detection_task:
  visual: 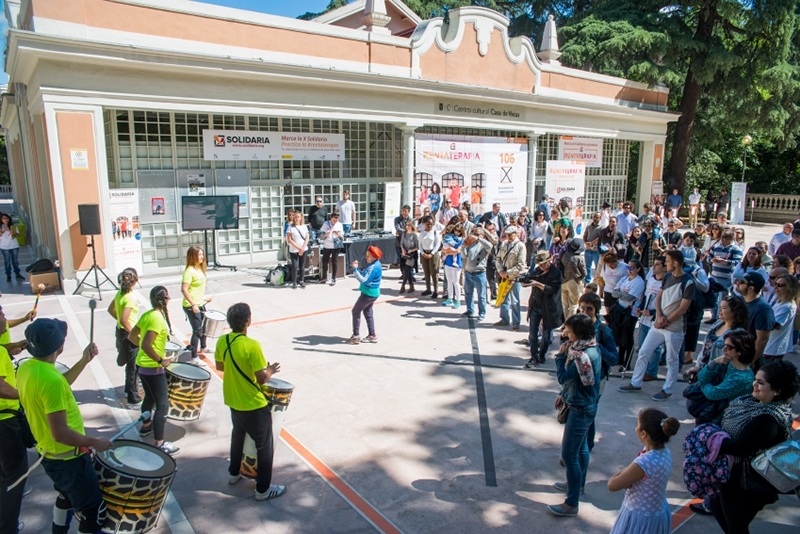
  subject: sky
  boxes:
[0,0,334,84]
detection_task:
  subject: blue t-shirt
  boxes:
[747,297,775,337]
[443,234,463,268]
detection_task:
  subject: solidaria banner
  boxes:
[414,134,528,218]
[202,130,345,161]
[558,136,603,168]
[545,160,587,228]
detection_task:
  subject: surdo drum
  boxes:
[163,341,182,359]
[201,310,226,339]
[14,357,70,375]
[94,440,176,534]
[165,363,211,421]
[241,378,295,479]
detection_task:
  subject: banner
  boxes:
[414,134,528,220]
[384,182,402,232]
[558,136,603,168]
[108,190,142,274]
[730,182,747,224]
[545,160,587,231]
[203,130,345,161]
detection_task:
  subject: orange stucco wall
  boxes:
[32,0,411,69]
[541,72,667,108]
[55,111,106,270]
[419,24,535,92]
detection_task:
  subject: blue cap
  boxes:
[25,318,68,357]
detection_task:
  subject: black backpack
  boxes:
[25,259,55,273]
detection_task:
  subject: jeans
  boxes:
[139,372,169,441]
[584,250,600,283]
[309,228,320,242]
[630,327,685,393]
[401,253,418,286]
[637,324,664,376]
[343,224,352,236]
[289,252,305,285]
[42,455,105,534]
[116,327,139,400]
[464,271,487,317]
[229,406,274,493]
[352,293,377,337]
[528,308,552,362]
[0,248,20,277]
[183,305,207,359]
[499,280,521,327]
[0,416,28,534]
[321,248,340,280]
[561,403,597,507]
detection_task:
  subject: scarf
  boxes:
[720,395,792,442]
[566,338,598,387]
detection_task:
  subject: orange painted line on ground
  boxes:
[671,498,703,532]
[248,296,409,327]
[196,352,402,534]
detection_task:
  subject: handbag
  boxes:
[557,402,570,424]
[0,409,36,448]
[682,363,729,423]
[748,439,800,494]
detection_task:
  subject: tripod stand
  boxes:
[73,235,117,299]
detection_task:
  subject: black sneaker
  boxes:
[5,275,10,282]
[421,290,432,296]
[690,502,712,515]
[139,423,154,437]
[15,274,24,281]
[431,292,438,299]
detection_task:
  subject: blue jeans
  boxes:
[464,271,487,318]
[0,248,20,277]
[562,403,597,507]
[499,280,521,327]
[528,308,553,361]
[584,250,600,283]
[343,224,352,236]
[637,324,664,376]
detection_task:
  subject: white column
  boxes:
[527,133,540,209]
[636,139,665,213]
[400,126,416,208]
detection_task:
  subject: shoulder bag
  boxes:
[746,437,800,497]
[682,363,729,423]
[0,409,36,448]
[224,334,270,405]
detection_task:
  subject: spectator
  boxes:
[688,188,702,227]
[732,247,767,297]
[523,250,563,367]
[663,221,682,249]
[462,226,493,321]
[734,227,746,249]
[599,202,612,227]
[286,212,309,289]
[707,230,742,323]
[625,227,643,262]
[394,204,414,268]
[537,195,552,222]
[616,202,638,238]
[418,216,443,298]
[441,218,464,309]
[666,188,682,211]
[437,197,458,225]
[633,256,667,377]
[549,224,573,264]
[560,238,587,321]
[336,190,356,236]
[609,260,646,369]
[399,221,419,294]
[583,212,603,283]
[678,232,698,268]
[733,272,775,367]
[763,273,798,363]
[481,203,507,237]
[636,203,654,225]
[694,223,707,251]
[494,226,526,331]
[320,213,344,286]
[636,219,666,271]
[597,251,628,310]
[775,228,800,260]
[528,210,551,260]
[755,240,772,270]
[0,214,23,282]
[307,197,328,241]
[600,216,627,260]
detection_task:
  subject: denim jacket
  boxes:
[556,345,602,407]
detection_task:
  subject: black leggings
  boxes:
[183,305,206,358]
[115,327,139,398]
[321,248,340,280]
[139,372,169,442]
[289,252,305,285]
[709,471,776,534]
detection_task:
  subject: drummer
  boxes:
[0,306,35,357]
[181,245,211,365]
[17,319,111,534]
[128,286,179,455]
[0,308,26,534]
[215,303,286,501]
[108,268,140,404]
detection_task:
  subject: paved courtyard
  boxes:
[9,221,800,533]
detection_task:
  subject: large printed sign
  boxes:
[414,135,528,219]
[558,136,603,168]
[108,190,142,274]
[545,160,587,230]
[203,130,344,161]
[730,182,747,224]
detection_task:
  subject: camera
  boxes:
[518,271,535,284]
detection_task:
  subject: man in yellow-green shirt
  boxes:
[215,303,285,501]
[17,318,111,534]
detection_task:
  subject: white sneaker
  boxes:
[255,484,287,501]
[228,473,242,485]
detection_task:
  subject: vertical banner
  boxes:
[384,182,402,232]
[414,135,528,220]
[108,190,142,274]
[545,160,587,231]
[730,182,747,224]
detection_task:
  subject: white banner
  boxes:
[108,190,142,275]
[545,160,587,231]
[558,136,603,168]
[384,182,402,232]
[730,182,747,224]
[202,130,345,161]
[414,135,528,220]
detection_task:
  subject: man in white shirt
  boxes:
[769,223,793,256]
[437,198,459,225]
[688,188,702,227]
[616,202,638,238]
[336,190,356,236]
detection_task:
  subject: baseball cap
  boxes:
[734,272,765,292]
[504,226,517,235]
[25,318,68,358]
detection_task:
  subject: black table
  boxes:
[344,237,397,271]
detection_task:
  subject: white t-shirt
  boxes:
[765,300,797,356]
[419,222,444,252]
[600,262,628,294]
[438,207,458,224]
[321,220,344,250]
[336,200,355,224]
[689,192,701,205]
[287,224,308,254]
[614,275,645,311]
[0,226,19,250]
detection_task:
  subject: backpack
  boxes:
[680,273,705,325]
[683,423,731,499]
[25,259,55,273]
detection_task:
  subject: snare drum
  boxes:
[201,310,226,338]
[241,378,295,479]
[165,363,211,421]
[14,356,70,375]
[164,342,182,359]
[94,440,176,534]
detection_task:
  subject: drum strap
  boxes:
[224,334,270,405]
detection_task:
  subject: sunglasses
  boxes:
[627,266,636,271]
[316,200,323,203]
[722,344,736,351]
[774,282,787,288]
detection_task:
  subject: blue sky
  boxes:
[0,0,334,84]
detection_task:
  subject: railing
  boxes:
[0,185,12,200]
[746,194,800,224]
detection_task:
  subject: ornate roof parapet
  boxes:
[362,0,392,34]
[537,15,561,65]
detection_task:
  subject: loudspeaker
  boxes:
[78,204,102,236]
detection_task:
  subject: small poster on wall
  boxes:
[151,197,165,215]
[108,190,142,274]
[187,174,207,196]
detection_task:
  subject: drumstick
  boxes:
[109,411,152,442]
[88,299,97,346]
[32,284,44,318]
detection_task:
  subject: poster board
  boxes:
[557,137,603,168]
[384,182,402,232]
[545,160,587,230]
[730,182,747,224]
[213,169,250,218]
[137,170,177,224]
[107,189,142,274]
[177,170,212,198]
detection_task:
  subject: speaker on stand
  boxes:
[73,204,117,299]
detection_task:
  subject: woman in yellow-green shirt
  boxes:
[182,246,211,364]
[128,285,179,456]
[108,268,140,404]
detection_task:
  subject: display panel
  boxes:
[181,196,240,231]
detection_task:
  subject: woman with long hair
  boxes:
[625,227,642,262]
[529,210,551,255]
[549,223,573,264]
[688,295,749,374]
[731,247,766,297]
[128,286,179,455]
[108,268,140,404]
[734,227,746,249]
[428,182,442,215]
[400,221,419,294]
[763,274,799,363]
[610,259,646,368]
[0,213,23,282]
[286,211,309,289]
[442,217,464,309]
[181,245,210,364]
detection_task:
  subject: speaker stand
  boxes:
[204,229,236,271]
[73,235,118,299]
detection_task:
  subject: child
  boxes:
[679,232,698,269]
[583,282,598,295]
[608,408,680,534]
